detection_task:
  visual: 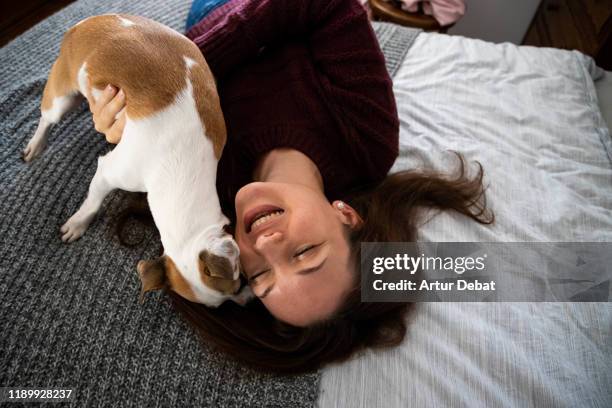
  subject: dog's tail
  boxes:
[114,192,159,251]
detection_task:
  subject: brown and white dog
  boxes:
[22,14,252,307]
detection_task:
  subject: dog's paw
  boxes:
[60,214,90,243]
[22,139,46,163]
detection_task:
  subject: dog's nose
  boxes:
[232,279,242,294]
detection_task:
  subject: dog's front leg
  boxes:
[60,154,115,243]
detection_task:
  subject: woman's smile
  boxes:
[243,204,285,233]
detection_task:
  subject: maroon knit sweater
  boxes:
[186,0,399,213]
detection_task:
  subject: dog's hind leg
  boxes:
[22,57,82,163]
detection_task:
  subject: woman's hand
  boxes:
[87,85,126,144]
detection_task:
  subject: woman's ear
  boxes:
[332,200,364,229]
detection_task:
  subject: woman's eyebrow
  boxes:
[258,258,328,299]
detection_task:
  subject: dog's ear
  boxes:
[198,250,240,294]
[137,257,167,304]
[199,249,233,279]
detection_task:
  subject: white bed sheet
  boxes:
[318,32,612,408]
[596,70,612,131]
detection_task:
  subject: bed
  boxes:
[0,1,610,407]
[318,32,612,407]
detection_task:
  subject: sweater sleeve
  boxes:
[186,0,399,180]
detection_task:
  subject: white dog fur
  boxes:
[22,14,252,307]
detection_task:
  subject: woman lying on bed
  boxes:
[88,0,492,373]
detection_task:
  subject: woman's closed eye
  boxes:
[248,268,270,284]
[294,242,324,260]
[294,245,315,259]
[248,243,323,285]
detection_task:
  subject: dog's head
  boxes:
[137,232,245,307]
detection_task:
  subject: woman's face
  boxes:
[234,182,360,327]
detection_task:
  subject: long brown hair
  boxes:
[116,153,493,374]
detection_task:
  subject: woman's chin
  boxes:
[236,182,280,218]
[236,181,266,205]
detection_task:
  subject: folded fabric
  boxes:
[185,0,231,31]
[386,0,465,26]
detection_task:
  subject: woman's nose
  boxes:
[254,231,283,253]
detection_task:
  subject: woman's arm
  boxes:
[187,0,399,179]
[187,0,378,77]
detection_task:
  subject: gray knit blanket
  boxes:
[0,0,419,405]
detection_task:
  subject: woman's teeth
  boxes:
[251,210,283,230]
